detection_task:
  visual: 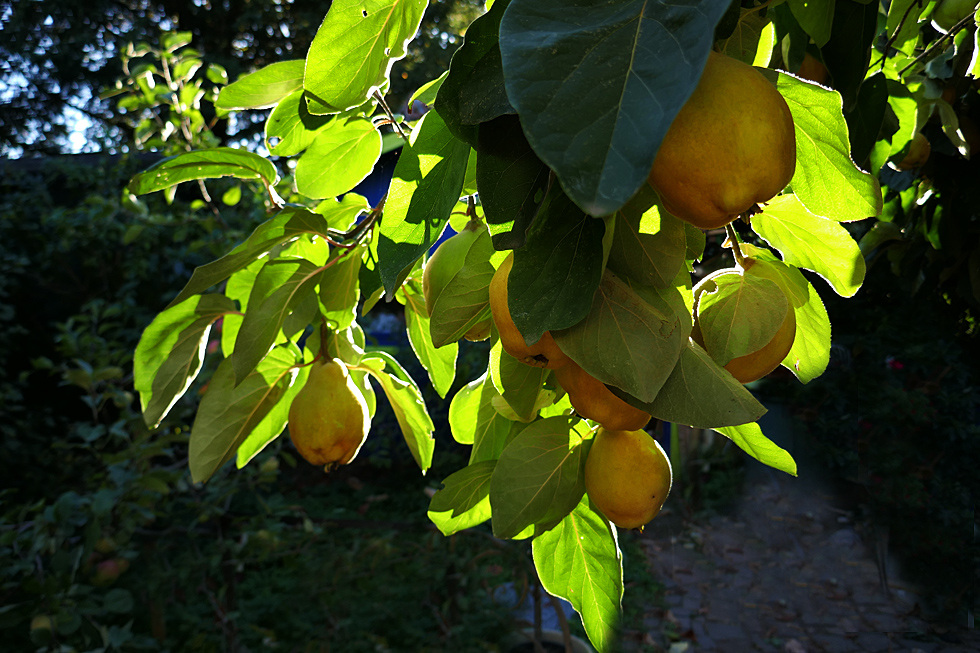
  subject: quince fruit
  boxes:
[585,427,672,530]
[489,252,568,369]
[796,53,828,86]
[648,51,796,230]
[288,358,370,471]
[692,265,796,384]
[554,359,650,431]
[894,132,931,171]
[423,220,492,344]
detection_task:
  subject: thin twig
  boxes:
[725,222,747,267]
[899,12,977,76]
[880,0,925,71]
[373,90,409,142]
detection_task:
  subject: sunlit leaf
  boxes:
[135,294,237,428]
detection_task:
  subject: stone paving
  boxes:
[627,462,977,653]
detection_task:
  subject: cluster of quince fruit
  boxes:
[289,51,800,532]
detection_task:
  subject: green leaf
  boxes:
[361,351,435,472]
[378,109,470,295]
[721,8,774,65]
[475,115,550,250]
[448,374,484,445]
[189,347,301,483]
[427,225,495,348]
[410,72,447,108]
[554,270,687,403]
[499,0,731,216]
[740,244,831,384]
[532,495,623,651]
[714,422,797,476]
[428,459,496,517]
[819,0,877,112]
[317,250,362,330]
[607,184,686,288]
[696,271,789,367]
[236,360,311,468]
[489,346,549,422]
[135,294,237,429]
[489,416,587,539]
[885,0,922,57]
[295,117,382,198]
[128,148,280,196]
[232,259,323,384]
[509,185,605,344]
[845,72,888,167]
[623,341,767,429]
[265,89,332,157]
[774,72,882,221]
[470,370,521,464]
[435,0,514,146]
[167,206,332,310]
[304,0,428,111]
[402,283,457,399]
[752,194,866,298]
[787,0,834,46]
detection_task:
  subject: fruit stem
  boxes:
[725,222,747,268]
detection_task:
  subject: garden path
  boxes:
[631,458,977,653]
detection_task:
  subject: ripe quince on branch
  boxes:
[648,51,796,230]
[288,357,370,471]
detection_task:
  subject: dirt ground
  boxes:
[630,451,978,653]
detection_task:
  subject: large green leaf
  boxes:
[475,114,551,250]
[134,294,237,429]
[499,0,730,216]
[428,459,496,523]
[623,341,767,428]
[294,117,381,199]
[378,109,470,295]
[774,72,882,221]
[167,207,334,309]
[189,346,301,483]
[304,0,428,111]
[607,184,686,288]
[317,249,362,330]
[128,148,279,195]
[489,416,588,539]
[402,283,457,399]
[818,0,877,112]
[435,0,514,146]
[216,60,305,110]
[714,422,797,476]
[265,89,332,157]
[553,270,686,404]
[508,185,605,344]
[361,351,435,472]
[752,194,866,298]
[532,495,623,651]
[232,259,323,384]
[786,0,834,46]
[236,361,311,468]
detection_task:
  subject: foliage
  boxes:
[0,0,484,155]
[9,0,979,651]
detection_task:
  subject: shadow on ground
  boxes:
[632,424,977,653]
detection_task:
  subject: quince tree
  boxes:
[129,0,980,649]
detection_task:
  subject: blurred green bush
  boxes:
[0,157,524,651]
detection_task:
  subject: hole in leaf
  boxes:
[362,9,368,17]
